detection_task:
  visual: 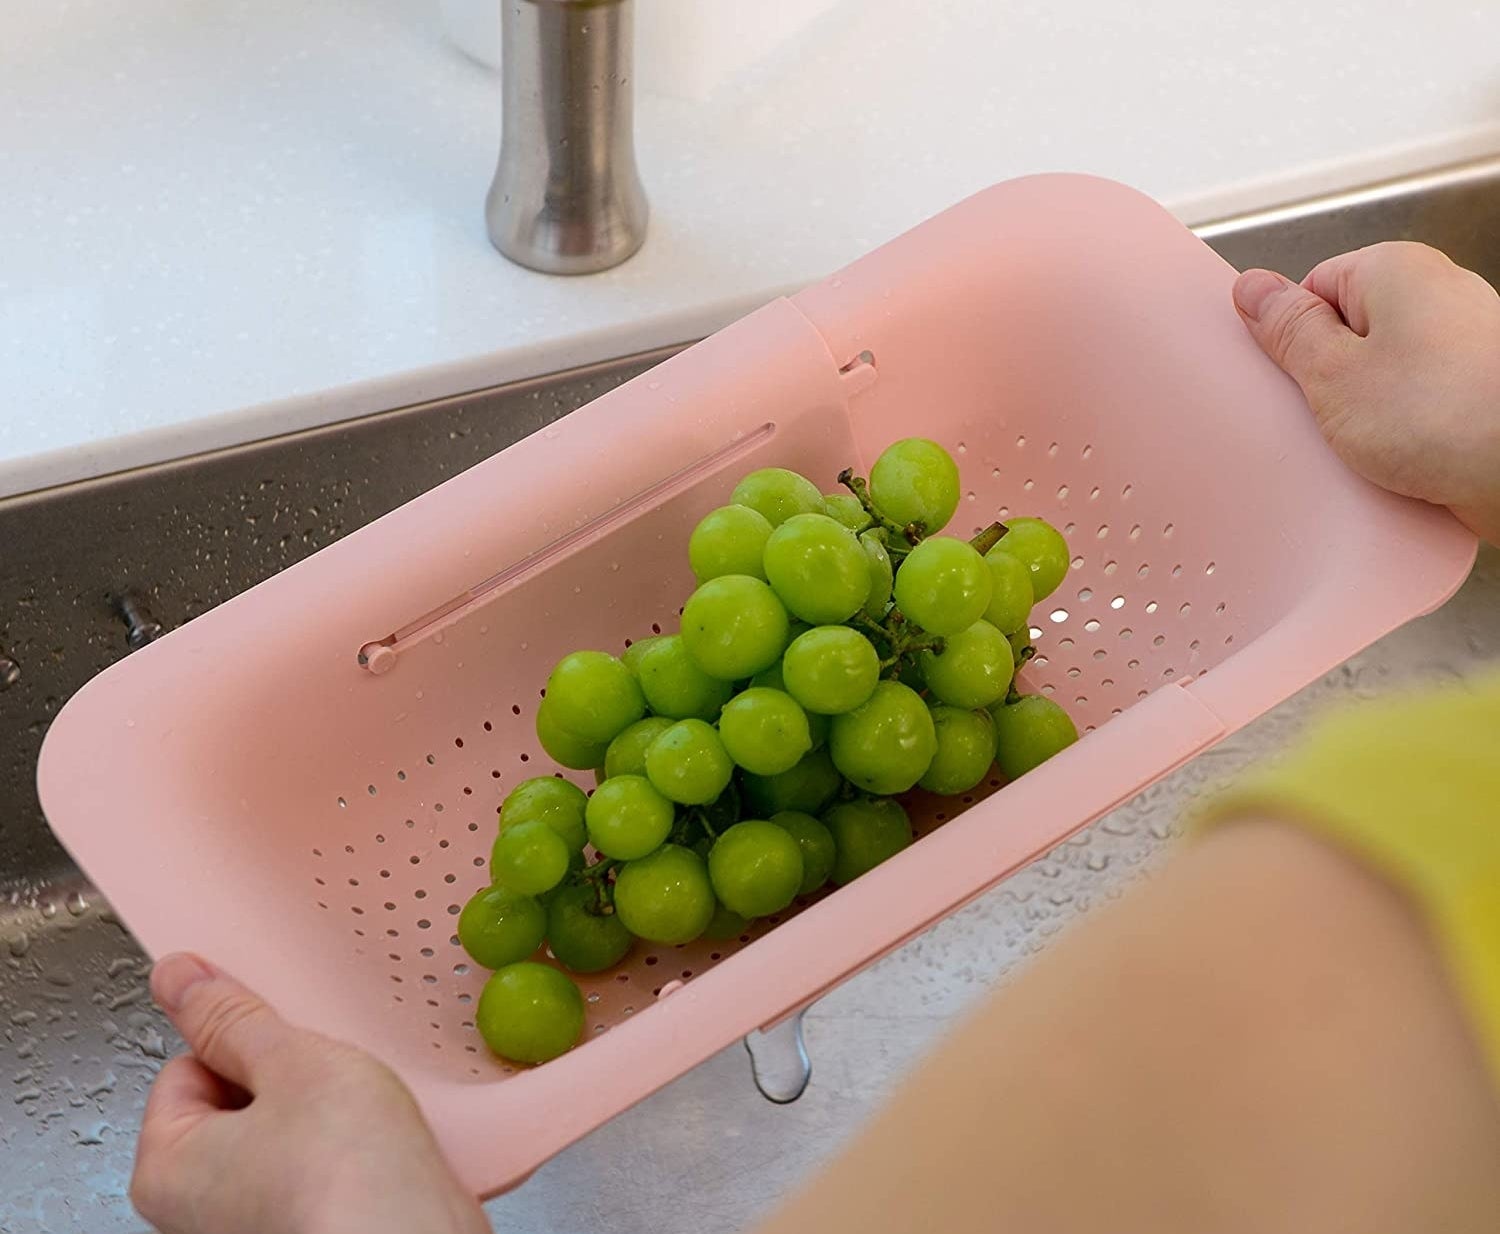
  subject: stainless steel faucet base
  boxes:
[486,0,649,275]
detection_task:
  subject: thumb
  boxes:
[151,952,293,1090]
[1232,268,1356,394]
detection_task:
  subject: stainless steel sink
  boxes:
[4,156,1498,1234]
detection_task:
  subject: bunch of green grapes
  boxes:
[464,438,1079,1064]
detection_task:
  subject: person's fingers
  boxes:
[150,952,292,1091]
[1300,251,1373,335]
[1232,268,1359,399]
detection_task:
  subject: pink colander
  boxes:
[37,174,1476,1195]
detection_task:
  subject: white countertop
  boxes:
[3,0,1499,501]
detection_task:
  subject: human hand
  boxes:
[132,953,489,1234]
[1232,242,1500,543]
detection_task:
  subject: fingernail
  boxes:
[1233,269,1291,321]
[152,953,215,1012]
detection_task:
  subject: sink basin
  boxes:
[3,157,1499,1232]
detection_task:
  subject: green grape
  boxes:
[730,467,824,527]
[782,625,880,715]
[920,619,1014,709]
[891,536,992,636]
[824,797,913,885]
[990,694,1079,779]
[742,747,843,816]
[644,718,734,805]
[829,680,937,794]
[621,636,661,674]
[770,811,837,894]
[544,650,646,745]
[490,819,571,895]
[604,716,676,780]
[636,634,734,720]
[499,777,589,855]
[868,438,961,534]
[613,844,716,944]
[540,849,587,905]
[545,882,634,973]
[762,513,870,625]
[681,574,789,680]
[584,774,675,860]
[689,503,774,582]
[457,886,547,970]
[983,545,1035,634]
[717,687,812,776]
[861,529,894,617]
[535,698,608,771]
[702,901,749,941]
[822,492,872,532]
[994,517,1070,602]
[476,962,584,1064]
[919,706,999,795]
[1008,628,1034,666]
[708,820,804,918]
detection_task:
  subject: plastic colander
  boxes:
[37,174,1476,1195]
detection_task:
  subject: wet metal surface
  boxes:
[3,156,1499,1232]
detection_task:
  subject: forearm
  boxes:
[758,819,1500,1233]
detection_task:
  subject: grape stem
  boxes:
[838,468,925,547]
[969,520,1008,555]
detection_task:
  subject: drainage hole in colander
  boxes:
[1029,625,1043,640]
[1093,649,1107,661]
[472,856,485,867]
[415,889,427,899]
[1063,522,1077,536]
[644,955,658,966]
[404,818,415,829]
[312,847,323,857]
[466,821,478,831]
[426,753,437,765]
[314,876,326,886]
[1016,434,1026,447]
[348,877,360,887]
[1120,628,1133,641]
[1152,635,1166,647]
[1056,485,1069,501]
[420,946,435,957]
[351,906,365,916]
[418,919,432,929]
[1163,522,1175,537]
[519,753,530,763]
[384,901,397,911]
[1070,555,1084,570]
[1129,524,1143,540]
[455,738,464,749]
[1103,559,1118,575]
[1048,442,1059,456]
[587,992,599,1003]
[463,787,473,798]
[397,770,407,781]
[1089,486,1101,500]
[1127,658,1140,669]
[444,874,457,884]
[435,804,445,815]
[1049,609,1068,623]
[337,797,347,809]
[317,901,328,910]
[1189,639,1202,652]
[1172,564,1184,578]
[367,784,377,797]
[1076,587,1092,602]
[1110,595,1126,609]
[1067,668,1080,679]
[1096,525,1109,540]
[1023,478,1034,491]
[1145,601,1158,614]
[1179,603,1192,617]
[1101,677,1114,688]
[447,903,460,915]
[1057,636,1074,649]
[491,770,501,779]
[375,834,386,844]
[409,855,420,865]
[1083,619,1100,633]
[1041,684,1056,695]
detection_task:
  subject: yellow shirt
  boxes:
[1200,672,1500,1093]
